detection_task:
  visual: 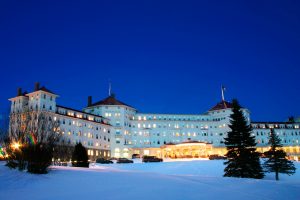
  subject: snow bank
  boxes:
[0,161,299,200]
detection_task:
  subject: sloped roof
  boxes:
[89,95,135,109]
[38,86,56,95]
[209,100,233,111]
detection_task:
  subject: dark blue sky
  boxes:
[0,0,299,121]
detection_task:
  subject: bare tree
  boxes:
[0,108,9,141]
[7,109,69,173]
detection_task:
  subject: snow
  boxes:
[0,160,299,200]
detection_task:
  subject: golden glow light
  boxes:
[11,142,21,150]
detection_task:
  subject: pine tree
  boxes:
[224,99,264,179]
[264,128,296,180]
[72,143,89,168]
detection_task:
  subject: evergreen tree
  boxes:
[264,128,296,180]
[72,143,89,168]
[224,99,264,179]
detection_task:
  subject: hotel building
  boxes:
[9,83,300,160]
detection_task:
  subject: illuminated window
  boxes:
[144,150,150,155]
[68,112,74,117]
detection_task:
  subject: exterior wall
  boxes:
[10,96,29,114]
[56,107,112,159]
[252,123,300,148]
[84,105,136,158]
[128,108,249,149]
[27,91,57,112]
[9,91,113,161]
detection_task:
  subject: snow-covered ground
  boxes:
[0,160,299,200]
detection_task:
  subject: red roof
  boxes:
[89,95,134,109]
[209,100,233,111]
[38,86,56,95]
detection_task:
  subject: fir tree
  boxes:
[264,128,296,180]
[72,143,89,168]
[224,99,264,179]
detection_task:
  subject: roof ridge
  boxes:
[88,95,135,109]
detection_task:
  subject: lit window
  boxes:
[144,150,149,155]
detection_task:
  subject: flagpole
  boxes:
[109,81,111,96]
[221,85,225,101]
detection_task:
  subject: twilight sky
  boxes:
[0,0,299,121]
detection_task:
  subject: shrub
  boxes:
[72,143,89,168]
[25,144,53,174]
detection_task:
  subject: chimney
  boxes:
[88,96,92,107]
[17,88,22,96]
[34,82,40,91]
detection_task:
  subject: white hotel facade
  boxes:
[9,83,300,160]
